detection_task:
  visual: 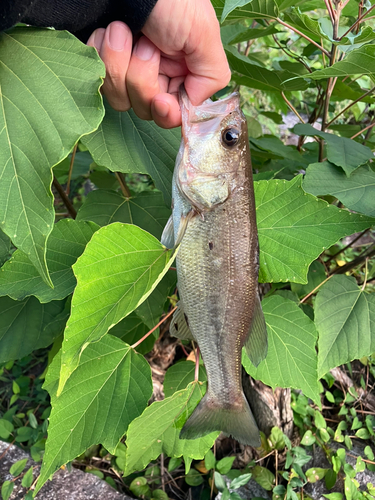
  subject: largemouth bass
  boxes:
[161,87,267,446]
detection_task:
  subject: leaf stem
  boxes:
[326,86,375,128]
[194,346,200,382]
[53,176,77,219]
[131,306,177,349]
[66,143,77,196]
[276,18,330,57]
[281,92,305,123]
[350,120,375,140]
[300,275,333,304]
[361,257,368,291]
[115,172,131,198]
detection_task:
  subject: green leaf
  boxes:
[76,190,171,240]
[205,449,216,471]
[216,456,236,475]
[109,312,156,355]
[0,418,14,439]
[214,0,278,21]
[242,295,320,404]
[82,100,180,206]
[306,468,327,483]
[186,469,204,486]
[21,466,34,488]
[305,45,375,80]
[58,223,175,394]
[255,176,375,283]
[9,458,28,476]
[123,382,219,476]
[0,295,68,363]
[214,471,227,491]
[294,124,373,175]
[221,24,280,45]
[129,477,150,497]
[291,261,326,299]
[0,229,11,266]
[54,151,92,183]
[15,427,34,442]
[0,219,98,302]
[36,334,152,495]
[301,430,316,446]
[252,466,275,490]
[135,270,176,329]
[226,46,308,92]
[0,27,104,284]
[164,360,207,398]
[231,473,252,489]
[315,275,375,377]
[303,162,375,217]
[1,481,14,500]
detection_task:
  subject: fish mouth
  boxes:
[179,84,241,132]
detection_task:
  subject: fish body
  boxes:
[162,89,267,446]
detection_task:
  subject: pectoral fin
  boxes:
[170,301,195,341]
[244,294,268,367]
[161,215,175,249]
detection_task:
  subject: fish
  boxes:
[161,87,268,446]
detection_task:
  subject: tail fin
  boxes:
[180,392,260,446]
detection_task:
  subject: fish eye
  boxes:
[222,127,240,147]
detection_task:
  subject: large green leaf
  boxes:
[36,335,152,494]
[81,101,180,206]
[303,162,375,217]
[124,382,219,476]
[76,190,171,240]
[58,223,175,394]
[242,295,320,404]
[213,0,278,21]
[0,219,98,302]
[305,45,375,80]
[226,46,308,91]
[0,27,104,284]
[221,24,281,45]
[315,275,375,377]
[135,270,176,329]
[0,229,11,266]
[255,176,375,283]
[164,361,207,398]
[294,123,373,175]
[0,296,68,363]
[109,312,157,355]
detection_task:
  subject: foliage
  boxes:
[1,0,375,498]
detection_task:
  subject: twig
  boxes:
[338,4,375,40]
[324,0,335,24]
[326,86,375,128]
[53,176,77,218]
[362,258,369,291]
[300,275,332,304]
[281,92,305,124]
[115,172,131,198]
[66,143,77,196]
[351,121,375,140]
[160,453,165,492]
[325,228,371,263]
[276,18,331,57]
[131,306,177,349]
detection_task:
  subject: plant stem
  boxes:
[131,306,177,349]
[326,86,375,128]
[66,143,77,196]
[281,92,305,123]
[351,120,375,140]
[53,176,77,218]
[324,0,335,24]
[300,275,333,304]
[276,18,330,57]
[115,172,131,198]
[338,4,375,40]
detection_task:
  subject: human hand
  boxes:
[87,0,231,128]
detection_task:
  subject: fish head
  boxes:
[176,86,249,211]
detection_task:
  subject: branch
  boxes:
[114,172,131,198]
[329,243,375,276]
[338,4,375,40]
[53,176,77,219]
[326,86,375,128]
[276,18,331,57]
[281,91,305,123]
[350,120,375,140]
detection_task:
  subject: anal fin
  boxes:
[169,301,195,341]
[244,294,268,367]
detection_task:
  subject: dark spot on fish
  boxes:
[184,313,189,327]
[174,322,179,331]
[209,241,214,250]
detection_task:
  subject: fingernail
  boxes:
[154,100,169,118]
[134,37,155,61]
[93,29,105,51]
[108,23,128,51]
